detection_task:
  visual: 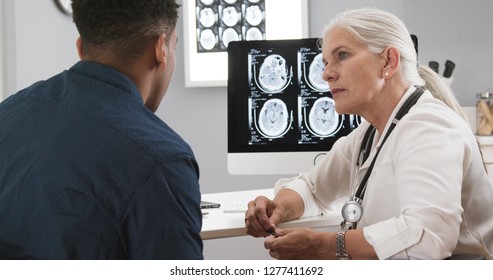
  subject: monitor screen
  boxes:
[227,38,361,175]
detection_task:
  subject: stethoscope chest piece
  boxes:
[341,199,363,224]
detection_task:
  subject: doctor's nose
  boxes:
[322,64,338,83]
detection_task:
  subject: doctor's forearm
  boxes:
[273,189,304,222]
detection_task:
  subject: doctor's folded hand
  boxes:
[245,195,284,238]
[264,228,330,260]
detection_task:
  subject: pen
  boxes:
[266,228,278,237]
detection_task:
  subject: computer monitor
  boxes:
[227,38,361,175]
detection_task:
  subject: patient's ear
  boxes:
[76,37,84,59]
[154,34,167,69]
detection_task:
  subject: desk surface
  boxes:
[200,188,342,240]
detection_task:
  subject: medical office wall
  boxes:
[1,0,79,100]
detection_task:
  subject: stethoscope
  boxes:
[340,87,425,229]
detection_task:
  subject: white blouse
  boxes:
[275,87,493,259]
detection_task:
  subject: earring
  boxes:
[384,72,390,77]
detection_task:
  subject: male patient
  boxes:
[0,0,203,259]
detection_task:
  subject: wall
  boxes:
[3,0,79,95]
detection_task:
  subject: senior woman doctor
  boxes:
[244,8,493,260]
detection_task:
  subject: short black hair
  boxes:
[72,0,180,61]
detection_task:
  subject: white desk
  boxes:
[200,188,342,240]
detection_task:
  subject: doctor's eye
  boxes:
[338,51,349,60]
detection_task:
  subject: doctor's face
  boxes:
[321,27,384,116]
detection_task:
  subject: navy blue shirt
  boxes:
[0,61,203,259]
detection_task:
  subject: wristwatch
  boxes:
[336,223,352,260]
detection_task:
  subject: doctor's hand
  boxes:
[245,195,285,238]
[264,227,334,260]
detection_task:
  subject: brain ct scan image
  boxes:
[308,97,340,136]
[258,54,290,93]
[244,5,263,26]
[195,0,265,52]
[199,29,217,50]
[308,53,330,92]
[222,28,240,48]
[198,7,217,28]
[258,98,290,138]
[245,27,263,40]
[221,6,241,26]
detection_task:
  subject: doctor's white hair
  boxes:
[322,8,468,122]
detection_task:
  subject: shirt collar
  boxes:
[70,60,144,105]
[375,85,421,147]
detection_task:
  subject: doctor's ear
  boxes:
[381,46,400,78]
